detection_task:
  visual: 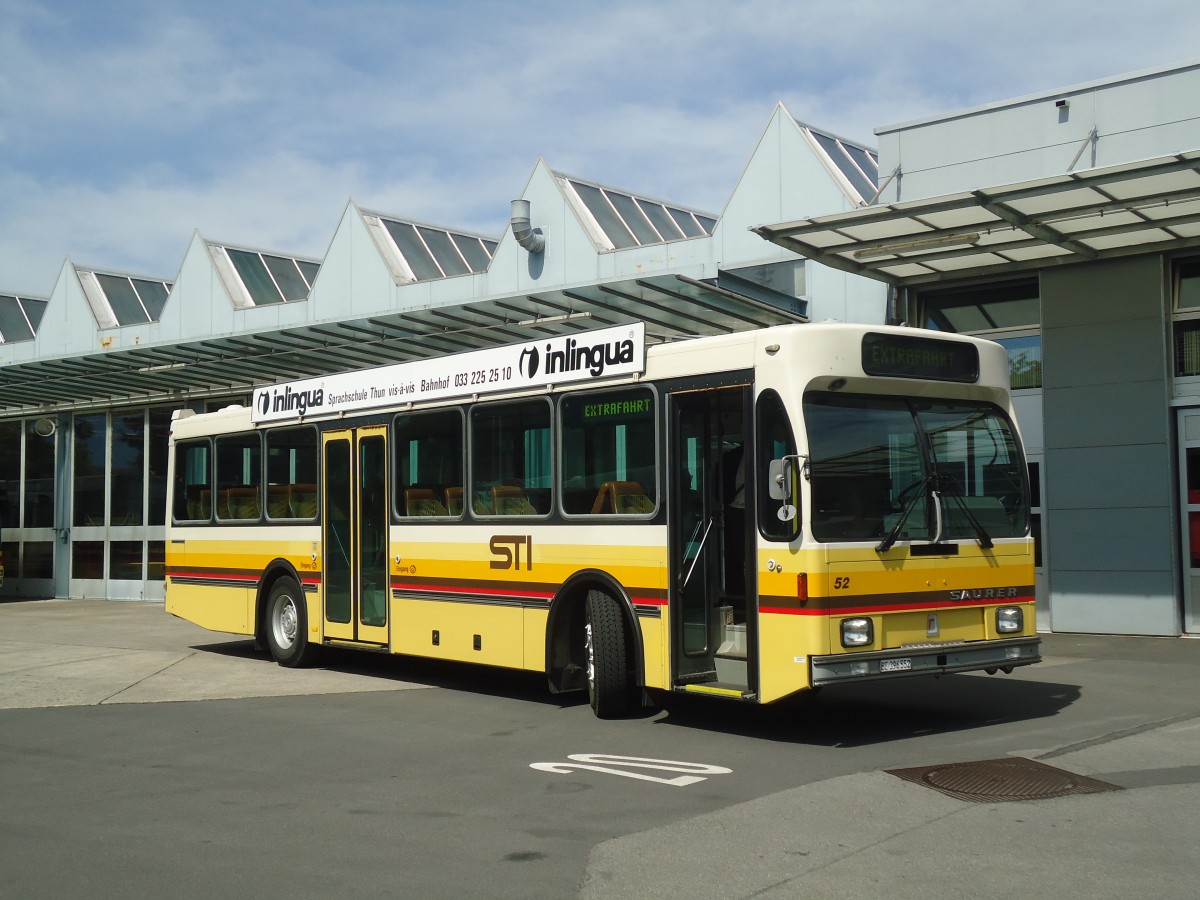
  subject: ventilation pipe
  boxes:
[510,199,545,254]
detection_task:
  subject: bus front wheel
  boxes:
[585,590,632,718]
[266,577,319,668]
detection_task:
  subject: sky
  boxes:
[2,0,1199,297]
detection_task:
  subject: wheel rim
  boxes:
[273,594,298,651]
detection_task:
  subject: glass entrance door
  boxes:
[669,386,753,694]
[322,426,390,645]
[67,408,172,601]
[1178,408,1200,633]
[0,418,58,599]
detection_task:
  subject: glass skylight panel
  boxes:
[227,248,285,306]
[667,207,705,238]
[383,221,443,280]
[0,294,35,342]
[132,278,169,320]
[605,190,662,245]
[638,200,686,240]
[452,234,492,272]
[417,226,471,277]
[96,273,151,325]
[560,174,716,249]
[570,181,638,249]
[263,254,310,302]
[297,260,320,288]
[221,246,316,305]
[810,130,877,202]
[843,143,879,185]
[374,215,494,281]
[23,296,47,332]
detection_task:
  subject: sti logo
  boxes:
[518,345,540,378]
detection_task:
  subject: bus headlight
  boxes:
[841,617,873,648]
[996,607,1024,634]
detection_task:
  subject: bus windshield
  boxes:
[803,393,1029,545]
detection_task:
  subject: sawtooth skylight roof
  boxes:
[211,244,321,307]
[558,174,718,250]
[366,213,498,282]
[0,293,48,343]
[76,268,173,328]
[804,125,880,205]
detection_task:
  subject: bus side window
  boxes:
[559,387,657,518]
[591,480,653,514]
[394,410,463,519]
[267,484,290,518]
[289,484,317,518]
[470,400,551,518]
[173,441,211,522]
[265,426,318,520]
[756,390,797,540]
[404,488,448,517]
[215,433,262,522]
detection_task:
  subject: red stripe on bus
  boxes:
[762,595,1036,616]
[391,579,667,608]
[391,581,554,601]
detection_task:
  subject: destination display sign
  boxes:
[861,331,979,383]
[252,322,646,423]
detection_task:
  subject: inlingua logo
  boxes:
[518,345,540,378]
[262,385,325,416]
[544,335,635,378]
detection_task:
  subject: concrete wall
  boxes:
[1041,256,1179,635]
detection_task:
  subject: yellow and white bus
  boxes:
[165,321,1039,717]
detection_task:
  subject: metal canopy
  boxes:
[0,273,804,415]
[753,150,1200,287]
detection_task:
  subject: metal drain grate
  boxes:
[887,757,1121,803]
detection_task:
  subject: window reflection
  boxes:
[73,413,107,527]
[804,393,1029,544]
[111,411,145,526]
[25,424,55,528]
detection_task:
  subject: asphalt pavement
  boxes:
[1,598,1198,899]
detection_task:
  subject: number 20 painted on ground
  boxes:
[530,754,732,787]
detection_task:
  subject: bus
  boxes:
[165,321,1039,717]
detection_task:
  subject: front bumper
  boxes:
[810,636,1041,687]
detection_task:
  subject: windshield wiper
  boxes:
[876,476,932,553]
[936,473,994,549]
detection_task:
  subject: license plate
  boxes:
[880,657,912,673]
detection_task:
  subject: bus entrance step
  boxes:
[323,639,389,652]
[677,683,754,700]
[674,670,718,685]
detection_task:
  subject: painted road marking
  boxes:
[530,754,732,787]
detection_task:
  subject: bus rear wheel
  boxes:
[585,590,632,718]
[266,577,319,668]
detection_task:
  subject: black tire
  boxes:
[585,590,632,718]
[265,577,320,668]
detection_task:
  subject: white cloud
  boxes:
[1,0,1198,296]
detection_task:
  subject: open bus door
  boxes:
[669,385,756,699]
[321,426,390,647]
